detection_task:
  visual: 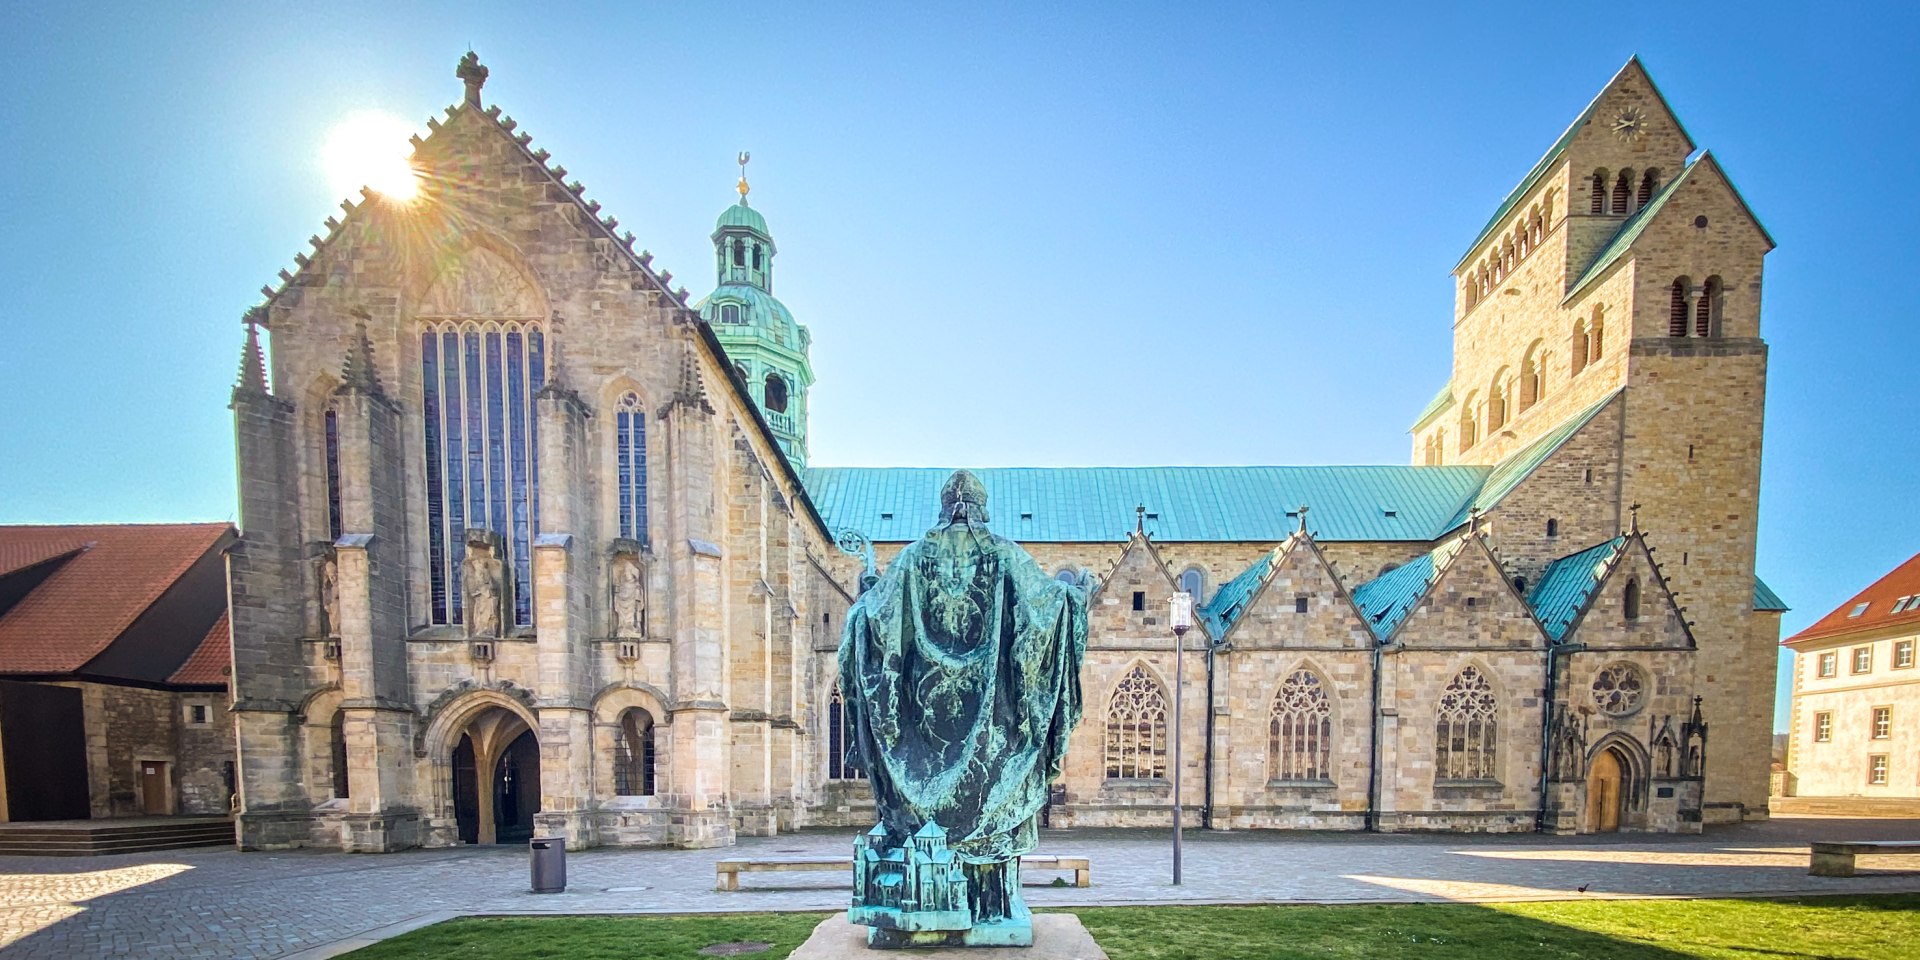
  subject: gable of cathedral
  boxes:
[1379,536,1548,651]
[1210,534,1374,651]
[1543,533,1694,652]
[1088,531,1198,648]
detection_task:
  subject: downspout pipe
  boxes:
[1202,639,1218,829]
[1365,639,1385,832]
[1534,642,1563,833]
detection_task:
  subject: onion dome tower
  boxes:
[698,153,814,467]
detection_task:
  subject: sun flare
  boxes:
[322,111,420,201]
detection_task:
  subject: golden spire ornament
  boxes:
[736,151,751,204]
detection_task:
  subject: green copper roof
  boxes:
[802,466,1490,543]
[715,200,771,238]
[1454,57,1695,273]
[1350,538,1468,640]
[1564,158,1697,301]
[1201,547,1280,639]
[1449,390,1621,528]
[698,283,804,352]
[1528,536,1628,642]
[1410,384,1455,431]
[1753,576,1789,613]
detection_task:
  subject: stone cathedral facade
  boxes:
[228,56,1782,851]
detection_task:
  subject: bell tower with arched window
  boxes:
[699,154,815,467]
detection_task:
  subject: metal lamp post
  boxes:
[1168,590,1193,886]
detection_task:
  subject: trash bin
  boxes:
[530,836,566,893]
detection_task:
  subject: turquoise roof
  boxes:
[1754,577,1789,613]
[1200,547,1281,638]
[698,283,803,352]
[715,201,770,238]
[1527,537,1628,642]
[1564,158,1696,300]
[1410,384,1454,431]
[1449,390,1620,528]
[1350,538,1468,640]
[1454,58,1695,273]
[801,466,1491,543]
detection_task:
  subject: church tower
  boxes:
[700,154,814,467]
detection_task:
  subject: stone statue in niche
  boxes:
[463,529,507,638]
[609,541,646,638]
[320,555,341,638]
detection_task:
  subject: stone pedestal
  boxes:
[788,915,1107,960]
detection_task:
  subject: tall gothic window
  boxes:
[616,393,649,546]
[420,322,546,626]
[828,682,862,779]
[613,708,655,796]
[330,710,350,799]
[1435,666,1498,781]
[1105,665,1168,779]
[1270,670,1333,782]
[323,407,343,541]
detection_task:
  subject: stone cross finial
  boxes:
[1135,504,1146,536]
[236,317,268,395]
[1628,502,1642,534]
[457,51,489,107]
[1296,503,1309,536]
[1468,506,1483,535]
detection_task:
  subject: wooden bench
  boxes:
[716,854,1091,891]
[1809,840,1920,877]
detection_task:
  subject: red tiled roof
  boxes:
[169,611,231,686]
[1784,550,1920,645]
[0,524,232,673]
[0,538,88,578]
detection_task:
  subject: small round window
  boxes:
[1590,662,1648,717]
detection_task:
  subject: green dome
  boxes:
[714,201,770,238]
[698,283,806,353]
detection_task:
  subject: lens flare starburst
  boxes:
[322,111,420,202]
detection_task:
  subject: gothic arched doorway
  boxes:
[448,706,541,845]
[1586,746,1626,833]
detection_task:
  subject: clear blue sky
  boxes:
[4,3,1917,731]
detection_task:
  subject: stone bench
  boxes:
[715,854,1091,891]
[1809,840,1920,877]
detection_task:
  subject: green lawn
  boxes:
[342,895,1920,959]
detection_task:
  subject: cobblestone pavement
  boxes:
[1,816,1916,959]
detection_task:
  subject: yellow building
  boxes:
[1782,551,1920,814]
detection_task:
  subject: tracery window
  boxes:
[613,708,656,796]
[1270,670,1333,782]
[1105,665,1168,779]
[616,392,649,546]
[420,322,545,626]
[323,406,343,541]
[1435,666,1498,781]
[1591,663,1648,716]
[828,682,863,779]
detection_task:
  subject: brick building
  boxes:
[228,54,1781,851]
[0,524,236,823]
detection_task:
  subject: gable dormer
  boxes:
[1537,532,1694,651]
[1212,534,1373,651]
[1089,531,1200,649]
[1373,535,1547,650]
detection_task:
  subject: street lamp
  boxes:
[1168,590,1193,886]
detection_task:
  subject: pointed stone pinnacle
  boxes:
[236,319,269,395]
[341,317,383,394]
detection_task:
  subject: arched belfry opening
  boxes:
[449,705,542,845]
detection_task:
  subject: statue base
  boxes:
[791,915,1107,958]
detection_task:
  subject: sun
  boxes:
[322,111,420,202]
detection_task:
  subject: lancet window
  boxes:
[323,406,343,541]
[330,710,350,799]
[1435,666,1498,781]
[420,322,546,626]
[613,708,656,796]
[1105,665,1169,779]
[616,392,649,546]
[1270,670,1333,782]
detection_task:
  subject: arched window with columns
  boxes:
[1571,318,1590,375]
[1458,393,1480,452]
[1105,665,1168,779]
[1611,169,1632,214]
[613,708,655,796]
[1588,305,1605,362]
[1519,341,1544,411]
[1590,170,1608,213]
[1669,278,1692,336]
[1695,276,1721,337]
[1486,371,1510,433]
[1270,670,1333,782]
[1638,169,1660,208]
[1436,666,1498,781]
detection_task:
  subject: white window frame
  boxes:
[1852,646,1873,674]
[1895,639,1915,669]
[1814,712,1833,742]
[1817,652,1838,678]
[1872,706,1892,740]
[1868,754,1889,785]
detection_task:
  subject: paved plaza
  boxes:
[0,816,1916,959]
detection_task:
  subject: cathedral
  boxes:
[227,54,1782,851]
